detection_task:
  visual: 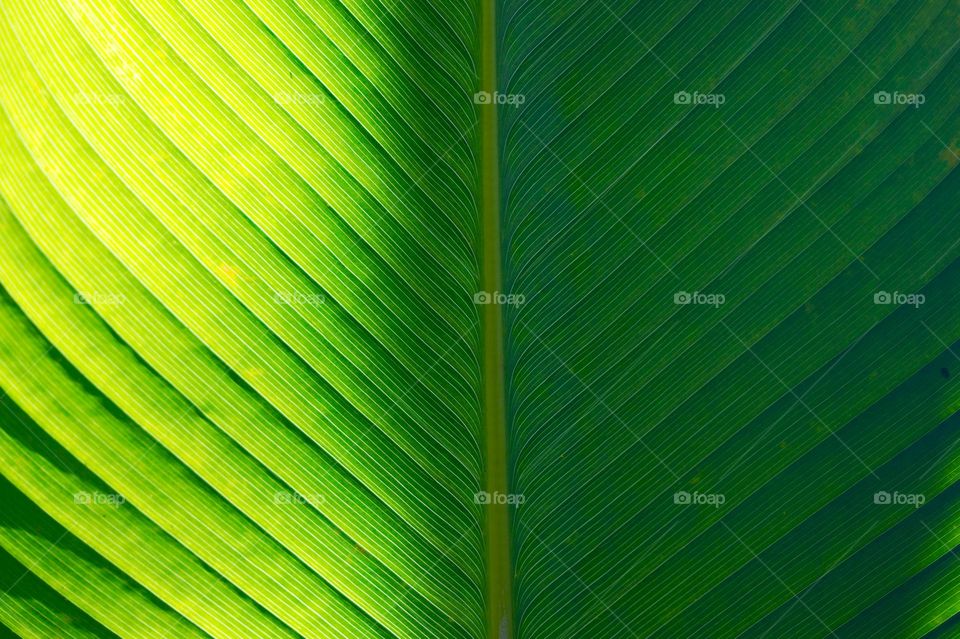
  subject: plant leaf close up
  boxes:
[2,1,960,638]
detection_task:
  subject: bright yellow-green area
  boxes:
[0,0,486,637]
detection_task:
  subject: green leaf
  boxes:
[2,1,960,638]
[503,0,960,636]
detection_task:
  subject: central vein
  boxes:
[478,1,513,637]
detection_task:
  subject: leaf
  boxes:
[2,1,960,638]
[0,0,484,636]
[503,0,960,637]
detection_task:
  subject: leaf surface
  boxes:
[2,1,960,638]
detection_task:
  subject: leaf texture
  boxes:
[501,0,960,637]
[2,1,960,638]
[0,0,486,637]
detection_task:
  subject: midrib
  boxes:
[478,0,513,637]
